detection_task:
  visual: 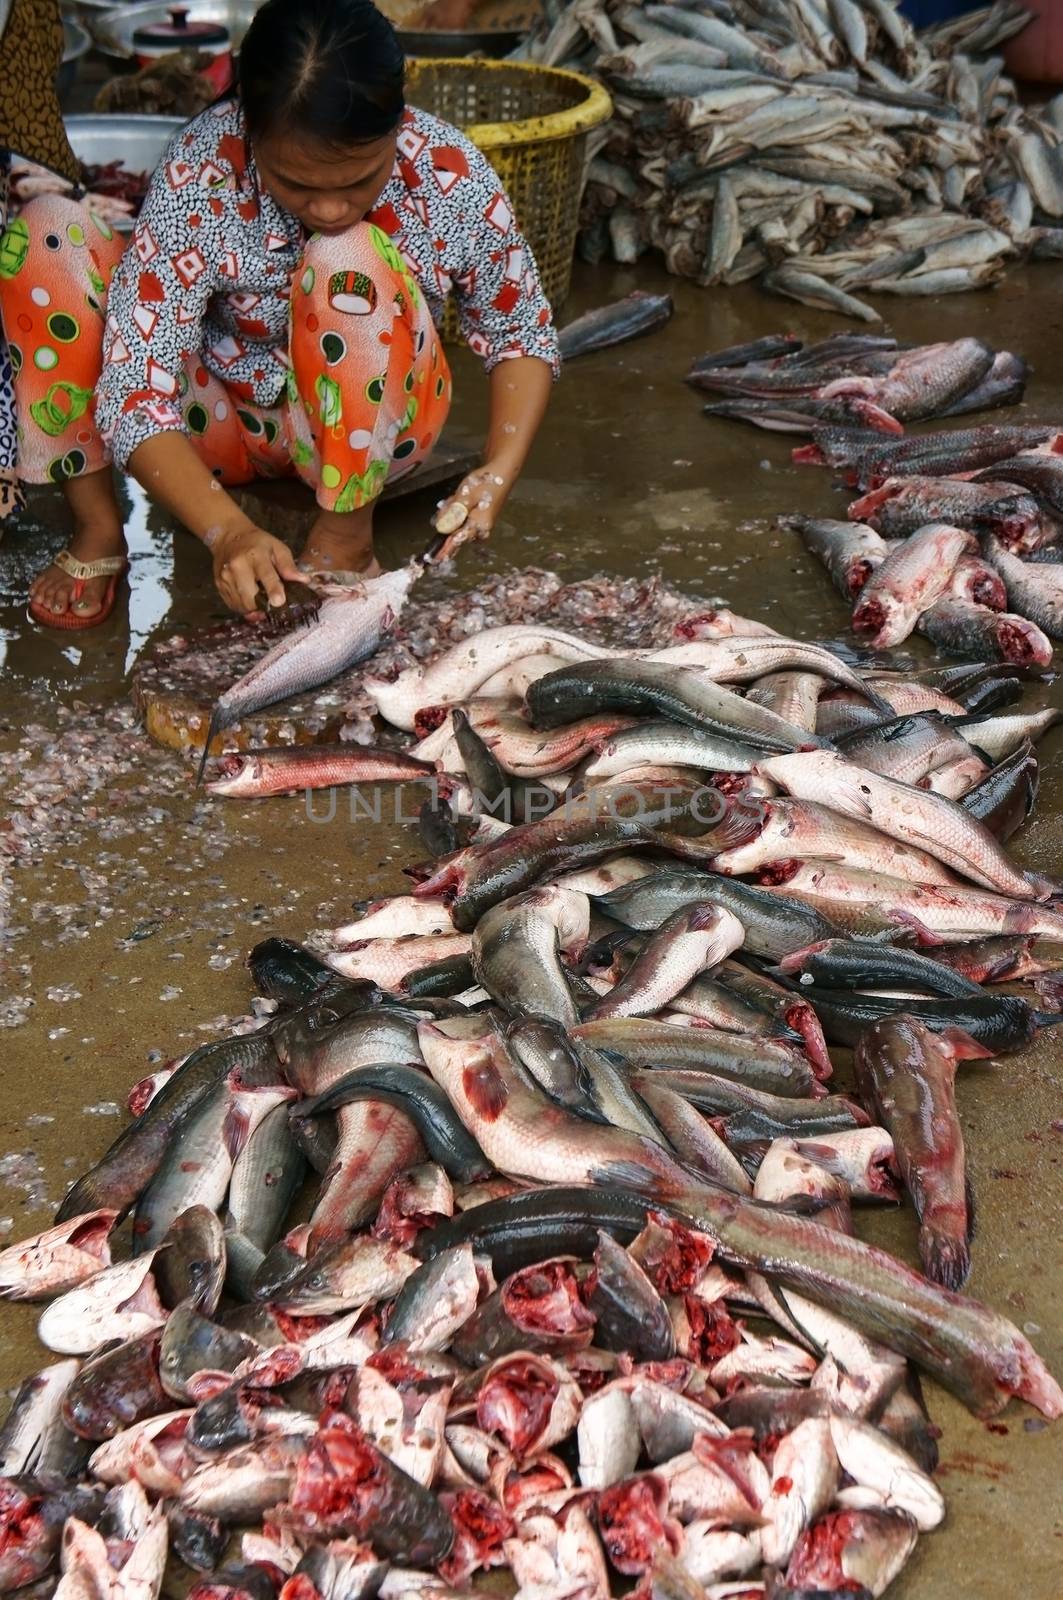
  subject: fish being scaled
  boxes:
[196,566,419,780]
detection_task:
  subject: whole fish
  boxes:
[629,1069,869,1144]
[525,660,847,750]
[582,720,764,778]
[776,937,983,1000]
[776,981,1044,1054]
[648,635,884,701]
[558,291,674,360]
[367,625,618,732]
[851,524,973,649]
[982,533,1063,637]
[418,1018,708,1199]
[850,476,1043,543]
[782,515,887,599]
[572,1018,817,1097]
[593,868,845,961]
[757,749,1050,900]
[205,744,434,798]
[856,1017,973,1289]
[710,795,957,885]
[760,860,1063,940]
[472,887,588,1027]
[197,567,419,779]
[588,904,746,1019]
[917,597,1054,668]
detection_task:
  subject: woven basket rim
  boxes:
[406,56,613,149]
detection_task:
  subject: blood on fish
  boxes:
[758,860,802,885]
[786,1510,862,1588]
[496,1456,571,1514]
[477,1356,558,1455]
[638,1216,716,1295]
[462,1061,509,1121]
[596,1474,682,1575]
[682,1296,741,1365]
[504,1261,597,1338]
[438,1488,514,1583]
[414,706,450,737]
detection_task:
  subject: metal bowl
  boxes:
[59,16,92,99]
[91,0,262,58]
[65,113,185,230]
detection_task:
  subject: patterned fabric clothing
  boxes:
[0,196,451,511]
[92,97,557,472]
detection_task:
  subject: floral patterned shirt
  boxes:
[96,98,559,470]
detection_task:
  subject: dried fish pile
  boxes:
[688,327,1063,662]
[4,607,1062,1598]
[525,0,1063,313]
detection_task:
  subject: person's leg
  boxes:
[0,198,126,617]
[285,222,452,575]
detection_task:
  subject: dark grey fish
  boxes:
[559,291,673,360]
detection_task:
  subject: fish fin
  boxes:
[1031,1009,1063,1029]
[703,800,766,852]
[886,913,941,948]
[939,1025,995,1061]
[1031,971,1063,1010]
[1026,870,1063,901]
[588,1159,670,1190]
[792,444,826,465]
[919,1227,971,1292]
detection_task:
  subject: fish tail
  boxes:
[920,1226,971,1292]
[940,1025,995,1062]
[1031,1009,1063,1029]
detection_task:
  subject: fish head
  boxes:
[204,754,263,797]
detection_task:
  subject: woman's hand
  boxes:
[210,523,303,614]
[433,462,513,559]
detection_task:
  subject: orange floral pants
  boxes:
[0,196,452,510]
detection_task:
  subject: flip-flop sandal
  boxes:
[28,549,129,631]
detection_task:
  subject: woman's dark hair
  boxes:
[239,0,405,147]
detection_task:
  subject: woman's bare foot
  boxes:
[30,469,127,619]
[300,505,379,578]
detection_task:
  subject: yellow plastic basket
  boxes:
[405,57,613,340]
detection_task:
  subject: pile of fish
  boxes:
[524,0,1063,313]
[5,605,1063,1598]
[688,328,1063,662]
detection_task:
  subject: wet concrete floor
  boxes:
[0,259,1061,1595]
